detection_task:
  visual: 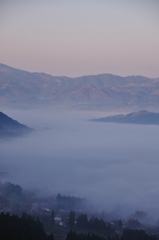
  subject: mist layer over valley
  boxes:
[0,108,159,219]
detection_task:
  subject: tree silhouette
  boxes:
[68,211,75,228]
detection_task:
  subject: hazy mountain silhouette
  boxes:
[0,63,159,110]
[91,110,159,125]
[0,112,34,138]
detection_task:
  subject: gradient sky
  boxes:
[1,0,159,77]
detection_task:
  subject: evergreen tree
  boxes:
[0,212,47,240]
[68,211,76,228]
[50,210,55,226]
[46,234,54,240]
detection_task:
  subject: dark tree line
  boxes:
[66,230,114,240]
[56,193,86,210]
[0,212,156,240]
[0,212,53,240]
[66,229,156,240]
[121,228,156,240]
[0,182,23,204]
[76,214,115,235]
[68,212,115,236]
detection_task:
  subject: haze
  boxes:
[1,0,159,224]
[1,108,159,219]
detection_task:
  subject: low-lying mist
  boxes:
[1,107,159,220]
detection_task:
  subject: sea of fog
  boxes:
[1,108,159,218]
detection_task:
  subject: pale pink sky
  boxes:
[1,0,159,77]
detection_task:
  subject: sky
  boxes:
[1,0,159,78]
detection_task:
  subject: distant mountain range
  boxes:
[0,112,34,138]
[0,63,159,110]
[91,110,159,125]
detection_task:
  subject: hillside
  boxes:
[0,112,34,138]
[0,63,159,110]
[91,110,159,125]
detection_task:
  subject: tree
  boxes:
[118,220,122,230]
[47,234,54,240]
[77,213,88,229]
[68,211,75,228]
[2,182,22,205]
[50,210,55,226]
[0,212,47,240]
[121,228,156,240]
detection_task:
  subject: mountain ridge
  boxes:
[91,110,159,125]
[0,111,34,138]
[0,63,159,110]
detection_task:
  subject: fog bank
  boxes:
[1,108,159,218]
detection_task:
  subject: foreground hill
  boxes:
[0,63,159,110]
[91,110,159,125]
[0,112,34,138]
